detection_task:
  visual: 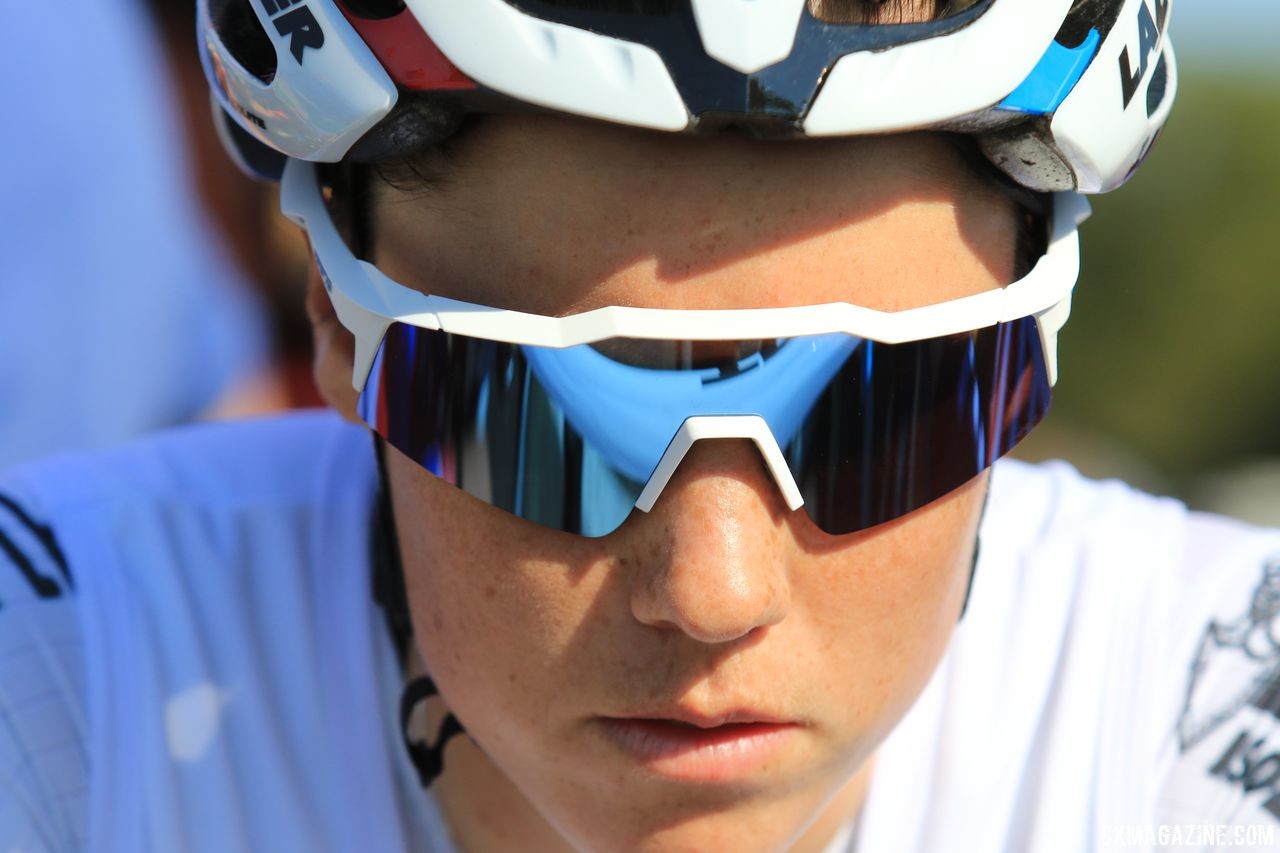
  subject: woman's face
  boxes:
[330,117,1018,851]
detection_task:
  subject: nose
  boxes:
[625,439,793,644]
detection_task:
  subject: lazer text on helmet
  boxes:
[1118,0,1169,110]
[258,0,325,65]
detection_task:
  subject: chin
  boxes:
[523,747,854,853]
[551,800,823,853]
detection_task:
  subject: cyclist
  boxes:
[3,1,1277,850]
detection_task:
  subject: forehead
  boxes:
[371,116,1015,315]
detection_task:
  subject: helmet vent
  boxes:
[209,0,278,84]
[340,0,407,19]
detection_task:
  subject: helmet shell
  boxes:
[199,0,1177,192]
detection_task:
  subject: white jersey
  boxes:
[1,412,1277,852]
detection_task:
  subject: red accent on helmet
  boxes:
[339,7,476,92]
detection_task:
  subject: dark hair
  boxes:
[808,0,983,23]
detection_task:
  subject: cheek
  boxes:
[393,445,980,723]
[387,453,607,745]
[786,475,983,735]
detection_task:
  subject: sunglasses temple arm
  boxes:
[1034,292,1072,387]
[281,158,416,391]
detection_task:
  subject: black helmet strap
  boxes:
[371,435,466,789]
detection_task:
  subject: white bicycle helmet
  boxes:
[198,0,1176,193]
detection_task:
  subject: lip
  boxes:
[595,710,803,783]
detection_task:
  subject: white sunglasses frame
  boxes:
[279,157,1090,396]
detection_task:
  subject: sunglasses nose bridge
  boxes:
[634,416,804,515]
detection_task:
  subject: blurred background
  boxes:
[0,0,318,475]
[1,1,1275,523]
[1012,0,1280,525]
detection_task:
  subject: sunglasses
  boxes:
[283,159,1089,536]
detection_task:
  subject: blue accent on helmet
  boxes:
[997,29,1101,116]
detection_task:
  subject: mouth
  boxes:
[594,711,804,783]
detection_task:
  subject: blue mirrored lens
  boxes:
[786,316,1050,533]
[358,317,1049,536]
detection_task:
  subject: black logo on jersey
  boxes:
[0,494,71,609]
[1178,559,1280,824]
[1208,725,1280,821]
[259,0,325,65]
[1177,558,1280,753]
[1118,0,1170,109]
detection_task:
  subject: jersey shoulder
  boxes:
[986,457,1187,552]
[986,458,1279,584]
[989,459,1280,841]
[0,411,376,852]
[6,410,373,514]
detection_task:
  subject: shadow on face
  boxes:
[370,115,1019,316]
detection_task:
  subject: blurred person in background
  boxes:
[0,0,278,472]
[145,0,323,409]
[2,1,1279,852]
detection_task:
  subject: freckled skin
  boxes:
[314,117,1016,852]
